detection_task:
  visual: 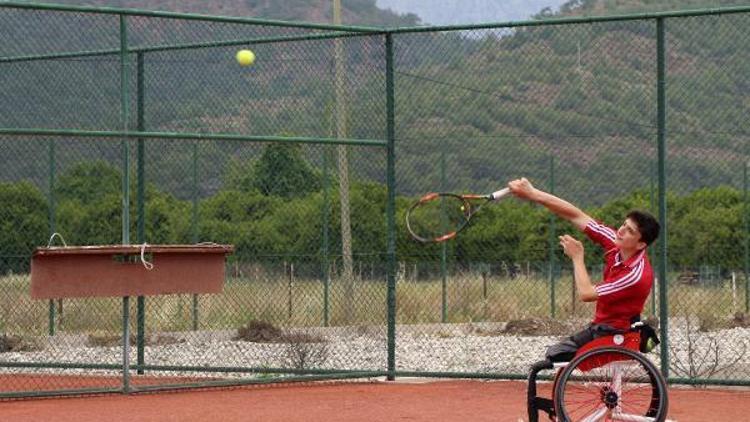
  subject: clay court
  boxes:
[3,380,748,422]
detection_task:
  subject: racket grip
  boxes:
[489,187,511,201]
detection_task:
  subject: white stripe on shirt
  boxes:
[596,259,645,296]
[587,221,616,241]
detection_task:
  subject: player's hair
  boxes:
[626,210,660,246]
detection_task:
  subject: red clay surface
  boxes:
[2,380,748,422]
[0,374,220,392]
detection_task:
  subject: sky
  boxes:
[375,0,570,25]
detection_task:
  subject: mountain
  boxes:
[388,0,750,202]
[2,0,750,206]
[11,0,421,26]
[27,0,750,25]
[375,0,568,25]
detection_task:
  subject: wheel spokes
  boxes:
[580,406,608,422]
[559,349,665,422]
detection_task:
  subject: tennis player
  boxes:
[507,178,660,411]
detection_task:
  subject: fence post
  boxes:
[191,140,199,331]
[656,16,669,379]
[385,33,397,381]
[119,14,132,394]
[135,51,146,376]
[650,159,657,316]
[548,156,556,318]
[745,161,749,313]
[47,139,56,336]
[288,262,294,319]
[440,149,448,323]
[322,145,331,327]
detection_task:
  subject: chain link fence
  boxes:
[1,3,750,397]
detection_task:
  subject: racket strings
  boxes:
[407,195,470,242]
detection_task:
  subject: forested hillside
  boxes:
[2,0,748,199]
[1,0,749,271]
[390,0,750,200]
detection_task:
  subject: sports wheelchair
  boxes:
[527,322,669,422]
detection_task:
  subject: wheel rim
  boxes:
[555,348,667,422]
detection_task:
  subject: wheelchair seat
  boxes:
[572,331,640,372]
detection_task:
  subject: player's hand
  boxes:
[508,177,537,200]
[559,234,584,260]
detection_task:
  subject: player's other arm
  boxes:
[559,235,598,302]
[508,178,593,231]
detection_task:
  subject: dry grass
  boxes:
[0,271,746,337]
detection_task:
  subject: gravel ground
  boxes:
[2,321,750,382]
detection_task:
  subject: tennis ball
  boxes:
[236,49,255,66]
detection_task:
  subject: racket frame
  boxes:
[405,188,510,243]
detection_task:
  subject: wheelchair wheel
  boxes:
[553,347,668,422]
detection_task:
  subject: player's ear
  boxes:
[636,240,647,251]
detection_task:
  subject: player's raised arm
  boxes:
[508,178,592,231]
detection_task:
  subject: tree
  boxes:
[224,157,258,193]
[54,161,190,245]
[55,160,120,203]
[251,143,322,198]
[668,187,742,269]
[0,181,48,273]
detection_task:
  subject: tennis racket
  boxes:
[406,187,512,243]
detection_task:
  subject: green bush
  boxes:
[0,181,48,273]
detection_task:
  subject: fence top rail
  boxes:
[0,1,385,34]
[383,5,750,34]
[0,31,372,63]
[0,128,388,147]
[3,2,749,41]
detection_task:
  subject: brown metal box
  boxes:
[30,244,234,299]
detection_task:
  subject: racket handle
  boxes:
[489,187,511,201]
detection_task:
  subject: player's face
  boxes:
[615,218,647,251]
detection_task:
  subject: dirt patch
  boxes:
[699,312,750,332]
[501,318,577,336]
[488,317,586,337]
[0,334,43,353]
[235,320,326,344]
[236,320,285,343]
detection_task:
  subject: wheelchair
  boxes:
[527,322,669,422]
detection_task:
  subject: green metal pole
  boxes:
[119,14,132,393]
[192,290,199,330]
[47,300,55,336]
[650,160,657,316]
[120,19,131,246]
[0,128,386,147]
[440,149,448,323]
[548,156,556,318]
[191,141,199,331]
[135,52,146,376]
[745,162,749,313]
[385,33,397,381]
[136,52,145,244]
[47,140,56,336]
[656,17,669,379]
[322,146,331,327]
[0,2,385,33]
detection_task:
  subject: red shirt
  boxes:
[584,220,653,330]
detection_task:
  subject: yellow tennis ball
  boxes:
[236,49,255,66]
